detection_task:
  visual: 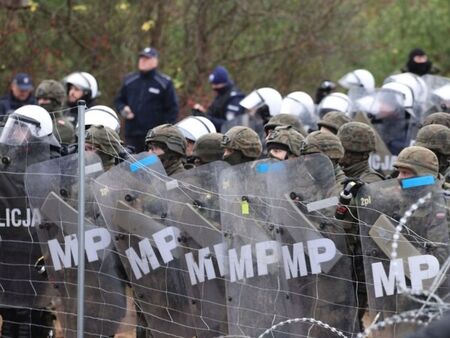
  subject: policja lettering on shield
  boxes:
[0,208,41,227]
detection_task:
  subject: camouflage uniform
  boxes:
[317,110,351,135]
[422,112,450,129]
[263,113,307,136]
[85,125,123,171]
[145,123,187,176]
[220,126,262,165]
[338,122,385,183]
[265,125,304,159]
[192,133,224,166]
[35,80,75,144]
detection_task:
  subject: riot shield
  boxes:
[269,154,359,337]
[422,74,450,115]
[0,142,55,311]
[220,158,329,337]
[93,153,221,337]
[356,177,450,337]
[24,152,131,338]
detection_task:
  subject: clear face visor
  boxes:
[0,114,41,145]
[338,73,361,89]
[432,84,450,108]
[364,89,405,119]
[240,90,265,113]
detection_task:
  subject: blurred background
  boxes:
[0,0,449,117]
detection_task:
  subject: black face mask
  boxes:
[407,60,432,76]
[213,85,230,95]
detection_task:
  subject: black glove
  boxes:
[191,108,206,117]
[342,177,365,196]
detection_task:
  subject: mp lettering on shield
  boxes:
[371,255,440,298]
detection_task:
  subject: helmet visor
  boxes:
[0,114,41,145]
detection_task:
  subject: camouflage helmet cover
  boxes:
[192,133,224,163]
[266,125,305,156]
[317,110,351,133]
[415,124,450,155]
[422,112,450,129]
[85,125,122,155]
[301,130,344,160]
[337,121,376,153]
[264,113,306,136]
[394,146,439,177]
[145,124,187,156]
[35,80,66,105]
[221,126,262,159]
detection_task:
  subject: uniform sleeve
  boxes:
[163,80,178,123]
[114,81,128,114]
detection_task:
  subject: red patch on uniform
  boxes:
[436,212,446,219]
[57,120,66,126]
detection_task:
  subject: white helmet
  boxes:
[383,72,427,105]
[280,91,316,131]
[317,92,352,118]
[0,105,54,145]
[80,105,120,133]
[176,116,216,142]
[381,82,415,116]
[240,87,282,116]
[338,69,375,92]
[63,71,100,100]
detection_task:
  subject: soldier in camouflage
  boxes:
[220,126,262,165]
[337,122,385,183]
[317,110,351,135]
[394,145,440,179]
[415,124,450,182]
[301,130,346,194]
[85,125,124,171]
[263,113,307,137]
[422,112,450,129]
[35,80,75,144]
[266,125,304,160]
[145,123,187,176]
[191,133,224,166]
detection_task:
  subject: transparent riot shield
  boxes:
[269,154,359,337]
[422,74,450,115]
[0,142,55,311]
[164,161,230,336]
[220,158,309,337]
[24,152,131,338]
[93,153,220,337]
[356,177,449,337]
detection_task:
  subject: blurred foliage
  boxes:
[0,0,448,118]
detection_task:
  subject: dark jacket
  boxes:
[114,69,178,137]
[207,83,245,131]
[0,92,36,123]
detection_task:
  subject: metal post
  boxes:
[76,100,86,338]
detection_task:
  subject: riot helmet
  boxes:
[338,69,375,93]
[316,92,352,118]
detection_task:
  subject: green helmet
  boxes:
[337,121,376,153]
[422,112,450,129]
[145,124,187,156]
[85,125,123,169]
[264,114,306,136]
[415,124,450,155]
[266,125,304,157]
[301,130,344,160]
[317,111,351,134]
[35,80,66,106]
[394,146,438,177]
[221,126,262,159]
[192,133,224,163]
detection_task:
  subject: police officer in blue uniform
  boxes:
[193,65,245,131]
[114,47,179,153]
[0,73,36,124]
